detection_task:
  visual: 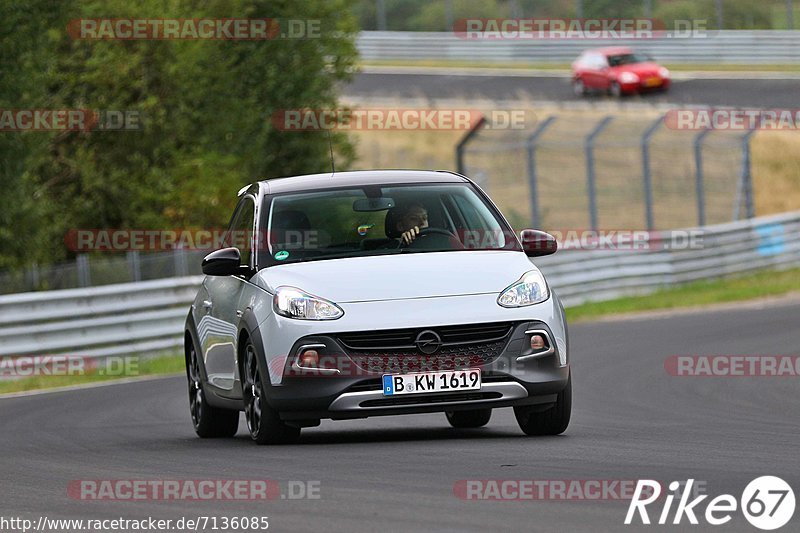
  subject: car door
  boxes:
[199,194,256,392]
[595,53,612,89]
[573,52,589,83]
[585,53,609,89]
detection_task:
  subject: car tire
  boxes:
[242,338,301,445]
[514,373,571,436]
[187,340,239,438]
[609,81,622,98]
[445,408,492,428]
[572,78,586,96]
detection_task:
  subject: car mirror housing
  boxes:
[353,197,395,212]
[520,230,557,257]
[202,247,243,276]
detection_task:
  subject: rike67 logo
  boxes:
[626,477,795,530]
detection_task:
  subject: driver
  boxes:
[393,203,429,245]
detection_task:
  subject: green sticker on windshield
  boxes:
[274,250,289,261]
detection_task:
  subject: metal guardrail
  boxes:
[357,30,800,64]
[537,210,800,306]
[0,210,798,360]
[0,276,203,358]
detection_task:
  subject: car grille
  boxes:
[336,322,514,373]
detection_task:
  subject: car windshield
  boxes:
[258,182,521,266]
[607,53,650,66]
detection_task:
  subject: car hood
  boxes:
[255,251,538,303]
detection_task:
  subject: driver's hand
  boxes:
[400,226,420,245]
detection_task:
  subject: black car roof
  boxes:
[252,170,469,195]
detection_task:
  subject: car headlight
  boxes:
[658,67,670,78]
[273,286,344,320]
[498,270,550,308]
[618,72,639,84]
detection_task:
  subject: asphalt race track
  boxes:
[346,72,800,108]
[2,298,799,532]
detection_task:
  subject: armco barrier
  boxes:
[0,211,798,360]
[357,30,800,64]
[0,276,203,359]
[537,210,800,306]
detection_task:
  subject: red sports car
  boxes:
[571,47,670,97]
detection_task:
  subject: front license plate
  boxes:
[643,77,662,87]
[382,369,481,396]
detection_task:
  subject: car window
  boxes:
[453,194,488,230]
[452,191,510,249]
[607,53,648,66]
[226,196,255,267]
[591,53,608,69]
[259,183,520,266]
[270,191,387,250]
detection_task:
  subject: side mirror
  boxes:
[202,247,242,276]
[520,229,557,257]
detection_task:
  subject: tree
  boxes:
[0,0,67,269]
[1,0,358,269]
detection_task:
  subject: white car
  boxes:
[185,170,571,444]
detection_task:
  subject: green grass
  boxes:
[360,59,572,70]
[360,59,800,72]
[0,352,184,395]
[566,267,800,322]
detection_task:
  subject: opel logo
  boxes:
[415,330,442,355]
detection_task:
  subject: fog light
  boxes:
[299,349,319,367]
[530,334,546,351]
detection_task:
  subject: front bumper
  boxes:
[620,77,670,93]
[256,292,569,421]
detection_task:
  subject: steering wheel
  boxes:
[399,227,460,249]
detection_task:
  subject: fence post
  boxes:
[173,248,188,277]
[127,250,142,282]
[455,116,487,175]
[376,0,387,30]
[585,116,613,232]
[736,128,757,220]
[641,115,664,231]
[693,129,712,226]
[30,263,40,291]
[76,254,91,287]
[526,116,557,228]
